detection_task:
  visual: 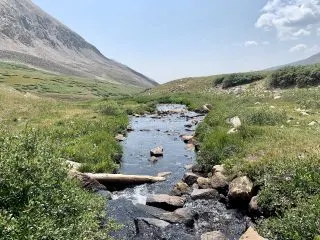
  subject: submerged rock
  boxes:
[157,172,172,178]
[146,194,185,211]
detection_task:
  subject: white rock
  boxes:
[228,116,242,128]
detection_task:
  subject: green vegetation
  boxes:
[214,72,266,88]
[269,64,320,88]
[0,129,118,239]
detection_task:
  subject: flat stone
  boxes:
[146,194,185,211]
[137,218,170,229]
[201,231,228,240]
[191,189,220,200]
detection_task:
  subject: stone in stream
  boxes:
[149,156,158,163]
[183,172,201,186]
[201,231,228,240]
[150,146,164,157]
[115,133,126,141]
[191,189,220,200]
[146,194,185,211]
[228,176,254,207]
[181,135,194,143]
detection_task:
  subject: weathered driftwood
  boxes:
[85,173,166,185]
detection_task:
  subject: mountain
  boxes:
[289,52,320,66]
[0,0,157,88]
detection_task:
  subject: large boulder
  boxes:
[146,194,185,211]
[211,172,229,193]
[239,227,265,240]
[197,177,211,189]
[172,181,190,196]
[191,189,220,200]
[201,231,228,240]
[228,176,253,207]
[150,146,164,157]
[183,172,201,186]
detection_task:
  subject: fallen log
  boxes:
[85,173,166,186]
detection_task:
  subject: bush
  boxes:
[259,195,320,240]
[221,73,265,88]
[244,109,286,126]
[269,65,320,89]
[0,130,116,239]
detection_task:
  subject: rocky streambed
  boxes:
[102,104,261,240]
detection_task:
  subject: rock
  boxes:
[211,172,229,192]
[173,208,193,222]
[186,143,195,151]
[181,135,194,143]
[98,190,112,200]
[239,227,265,240]
[192,164,205,174]
[65,160,82,170]
[308,121,317,126]
[136,218,170,229]
[183,172,201,186]
[192,183,199,190]
[172,181,190,196]
[274,95,281,99]
[157,172,172,178]
[201,104,213,113]
[227,128,238,134]
[150,146,164,157]
[185,164,193,170]
[212,165,226,174]
[146,194,185,211]
[115,134,126,141]
[249,196,262,216]
[149,156,158,163]
[197,177,211,189]
[68,170,107,191]
[191,189,220,200]
[228,176,253,207]
[126,125,134,132]
[228,116,241,128]
[201,231,228,240]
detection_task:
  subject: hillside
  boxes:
[0,0,157,88]
[290,51,320,66]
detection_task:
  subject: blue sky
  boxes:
[33,0,320,83]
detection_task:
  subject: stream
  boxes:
[104,104,250,240]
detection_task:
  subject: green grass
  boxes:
[142,74,320,240]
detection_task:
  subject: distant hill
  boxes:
[0,0,157,88]
[269,51,320,70]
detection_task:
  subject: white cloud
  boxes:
[289,43,308,52]
[305,44,320,54]
[262,41,270,45]
[256,0,320,40]
[317,27,320,35]
[244,41,258,47]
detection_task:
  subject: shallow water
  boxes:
[106,104,249,240]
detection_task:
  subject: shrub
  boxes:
[0,130,116,239]
[244,109,286,126]
[269,64,320,89]
[221,73,265,88]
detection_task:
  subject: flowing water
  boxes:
[104,104,250,240]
